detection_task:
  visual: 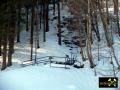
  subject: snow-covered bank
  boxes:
[0,66,116,90]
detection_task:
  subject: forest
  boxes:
[0,0,120,90]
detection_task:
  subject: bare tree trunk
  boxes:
[45,0,49,32]
[17,3,21,42]
[43,0,46,42]
[97,0,113,47]
[111,46,120,67]
[30,0,35,61]
[57,0,62,45]
[26,6,29,31]
[0,32,2,56]
[80,47,85,61]
[53,0,56,15]
[90,0,100,42]
[113,0,118,14]
[106,0,109,25]
[35,2,40,48]
[109,49,116,76]
[113,0,120,35]
[1,25,8,70]
[7,4,16,67]
[86,0,95,68]
[39,4,42,29]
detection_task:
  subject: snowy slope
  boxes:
[0,4,120,90]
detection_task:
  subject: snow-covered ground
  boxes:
[0,66,117,90]
[0,5,120,90]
